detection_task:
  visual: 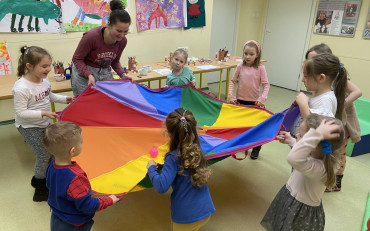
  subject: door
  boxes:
[262,0,315,91]
[208,0,239,83]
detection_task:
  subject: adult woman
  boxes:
[71,0,131,96]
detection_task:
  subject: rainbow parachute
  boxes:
[59,80,298,197]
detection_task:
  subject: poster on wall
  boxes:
[313,0,362,37]
[184,0,205,29]
[0,0,62,33]
[363,5,370,38]
[135,0,187,31]
[0,42,13,75]
[61,0,129,32]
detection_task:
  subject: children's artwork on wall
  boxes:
[0,0,62,33]
[313,0,362,37]
[0,42,13,75]
[136,0,187,31]
[61,0,129,32]
[184,0,205,29]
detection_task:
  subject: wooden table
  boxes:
[125,63,169,88]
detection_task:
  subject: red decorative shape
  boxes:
[148,5,167,29]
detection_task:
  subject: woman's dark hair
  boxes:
[109,0,131,25]
[303,53,347,120]
[305,43,333,59]
[17,46,51,77]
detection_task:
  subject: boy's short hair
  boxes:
[43,122,82,157]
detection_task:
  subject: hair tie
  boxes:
[24,46,29,55]
[176,110,188,133]
[321,140,332,155]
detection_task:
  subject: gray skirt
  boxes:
[261,185,325,231]
[71,64,114,96]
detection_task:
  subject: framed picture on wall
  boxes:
[363,5,370,38]
[313,0,362,37]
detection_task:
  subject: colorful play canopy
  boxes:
[59,81,298,196]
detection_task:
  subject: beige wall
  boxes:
[308,0,370,98]
[236,0,267,57]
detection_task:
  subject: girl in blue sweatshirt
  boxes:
[147,108,215,231]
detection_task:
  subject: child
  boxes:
[228,40,270,159]
[166,49,196,87]
[146,108,215,231]
[12,46,73,202]
[43,122,119,230]
[261,113,345,230]
[292,53,348,137]
[305,43,362,191]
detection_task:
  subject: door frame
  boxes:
[261,0,317,92]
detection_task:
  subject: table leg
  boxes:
[148,81,151,88]
[225,68,231,101]
[217,69,223,99]
[199,73,203,90]
[159,79,162,88]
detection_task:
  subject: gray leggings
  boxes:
[18,126,52,179]
[71,65,114,96]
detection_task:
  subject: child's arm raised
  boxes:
[296,92,310,119]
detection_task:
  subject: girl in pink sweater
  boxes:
[228,40,270,159]
[261,113,345,230]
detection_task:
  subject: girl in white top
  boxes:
[261,113,345,231]
[12,46,73,202]
[291,53,347,136]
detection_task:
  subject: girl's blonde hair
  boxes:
[17,46,51,77]
[173,48,188,62]
[303,53,347,120]
[305,113,345,189]
[243,41,261,68]
[165,108,211,187]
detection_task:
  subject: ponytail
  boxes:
[166,108,211,187]
[333,64,347,120]
[17,46,28,77]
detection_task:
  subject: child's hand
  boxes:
[88,74,96,88]
[189,80,196,87]
[66,96,77,104]
[147,160,157,169]
[295,92,308,106]
[316,119,341,140]
[256,101,264,107]
[277,131,294,145]
[109,195,119,204]
[229,99,237,104]
[42,111,59,119]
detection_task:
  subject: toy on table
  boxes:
[64,63,72,80]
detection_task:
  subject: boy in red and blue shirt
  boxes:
[43,122,119,231]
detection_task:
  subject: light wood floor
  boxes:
[0,83,369,231]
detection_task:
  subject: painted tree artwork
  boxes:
[0,42,13,75]
[61,0,129,32]
[0,0,62,33]
[136,0,187,31]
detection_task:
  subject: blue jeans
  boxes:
[51,213,94,231]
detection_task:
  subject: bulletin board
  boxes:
[313,0,362,37]
[363,5,370,38]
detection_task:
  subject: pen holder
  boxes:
[218,51,226,61]
[128,61,137,71]
[54,67,64,75]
